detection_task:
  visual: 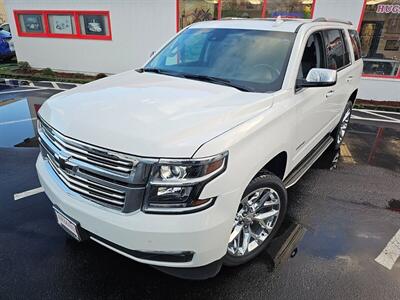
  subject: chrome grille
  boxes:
[40,121,136,176]
[38,118,152,212]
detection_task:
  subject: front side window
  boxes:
[323,29,347,70]
[297,32,325,80]
[146,28,295,92]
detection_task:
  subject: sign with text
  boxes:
[376,4,400,14]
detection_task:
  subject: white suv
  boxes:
[36,18,362,279]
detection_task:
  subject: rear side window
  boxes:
[323,29,349,70]
[341,30,351,65]
[348,29,362,61]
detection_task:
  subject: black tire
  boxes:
[223,173,287,266]
[332,101,353,150]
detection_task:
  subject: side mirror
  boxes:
[296,68,337,88]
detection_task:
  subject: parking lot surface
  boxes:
[1,84,399,299]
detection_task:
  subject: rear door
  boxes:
[347,29,364,95]
[321,29,354,126]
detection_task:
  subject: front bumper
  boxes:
[36,155,240,269]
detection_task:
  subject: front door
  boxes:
[293,31,330,165]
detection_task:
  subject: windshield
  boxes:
[145,28,295,92]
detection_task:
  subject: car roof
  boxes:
[189,18,353,33]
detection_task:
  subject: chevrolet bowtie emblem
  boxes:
[55,152,71,171]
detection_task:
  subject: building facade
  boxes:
[3,0,400,102]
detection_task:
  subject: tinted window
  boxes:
[342,30,351,65]
[298,32,325,80]
[147,28,295,92]
[1,23,10,33]
[348,29,362,61]
[323,29,347,70]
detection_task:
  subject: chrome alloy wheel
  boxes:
[337,107,351,145]
[227,188,281,256]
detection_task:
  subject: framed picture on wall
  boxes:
[49,15,74,34]
[82,15,106,35]
[14,10,112,40]
[384,40,400,51]
[21,14,44,33]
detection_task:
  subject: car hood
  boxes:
[39,71,275,158]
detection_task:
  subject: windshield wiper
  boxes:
[136,67,167,74]
[180,74,253,92]
[136,69,253,92]
[136,68,185,79]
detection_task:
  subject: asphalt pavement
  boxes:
[0,84,399,299]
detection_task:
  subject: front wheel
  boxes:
[224,173,287,266]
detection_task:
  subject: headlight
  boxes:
[143,152,228,214]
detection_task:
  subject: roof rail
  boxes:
[221,17,305,22]
[312,17,352,25]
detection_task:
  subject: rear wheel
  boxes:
[224,173,287,266]
[332,101,353,150]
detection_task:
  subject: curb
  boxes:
[0,78,81,90]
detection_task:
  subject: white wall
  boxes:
[4,0,176,74]
[359,78,400,102]
[313,0,365,29]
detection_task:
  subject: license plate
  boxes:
[54,208,82,241]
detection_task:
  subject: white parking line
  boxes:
[375,229,400,270]
[355,109,400,116]
[351,115,400,124]
[14,187,44,201]
[0,117,37,126]
[358,110,399,121]
[352,109,400,124]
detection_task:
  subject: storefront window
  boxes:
[221,0,264,19]
[267,0,313,18]
[178,0,218,29]
[360,1,400,77]
[177,0,315,30]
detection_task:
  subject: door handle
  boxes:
[326,90,335,98]
[346,76,353,82]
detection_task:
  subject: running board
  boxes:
[283,136,334,188]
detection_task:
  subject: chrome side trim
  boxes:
[284,136,334,188]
